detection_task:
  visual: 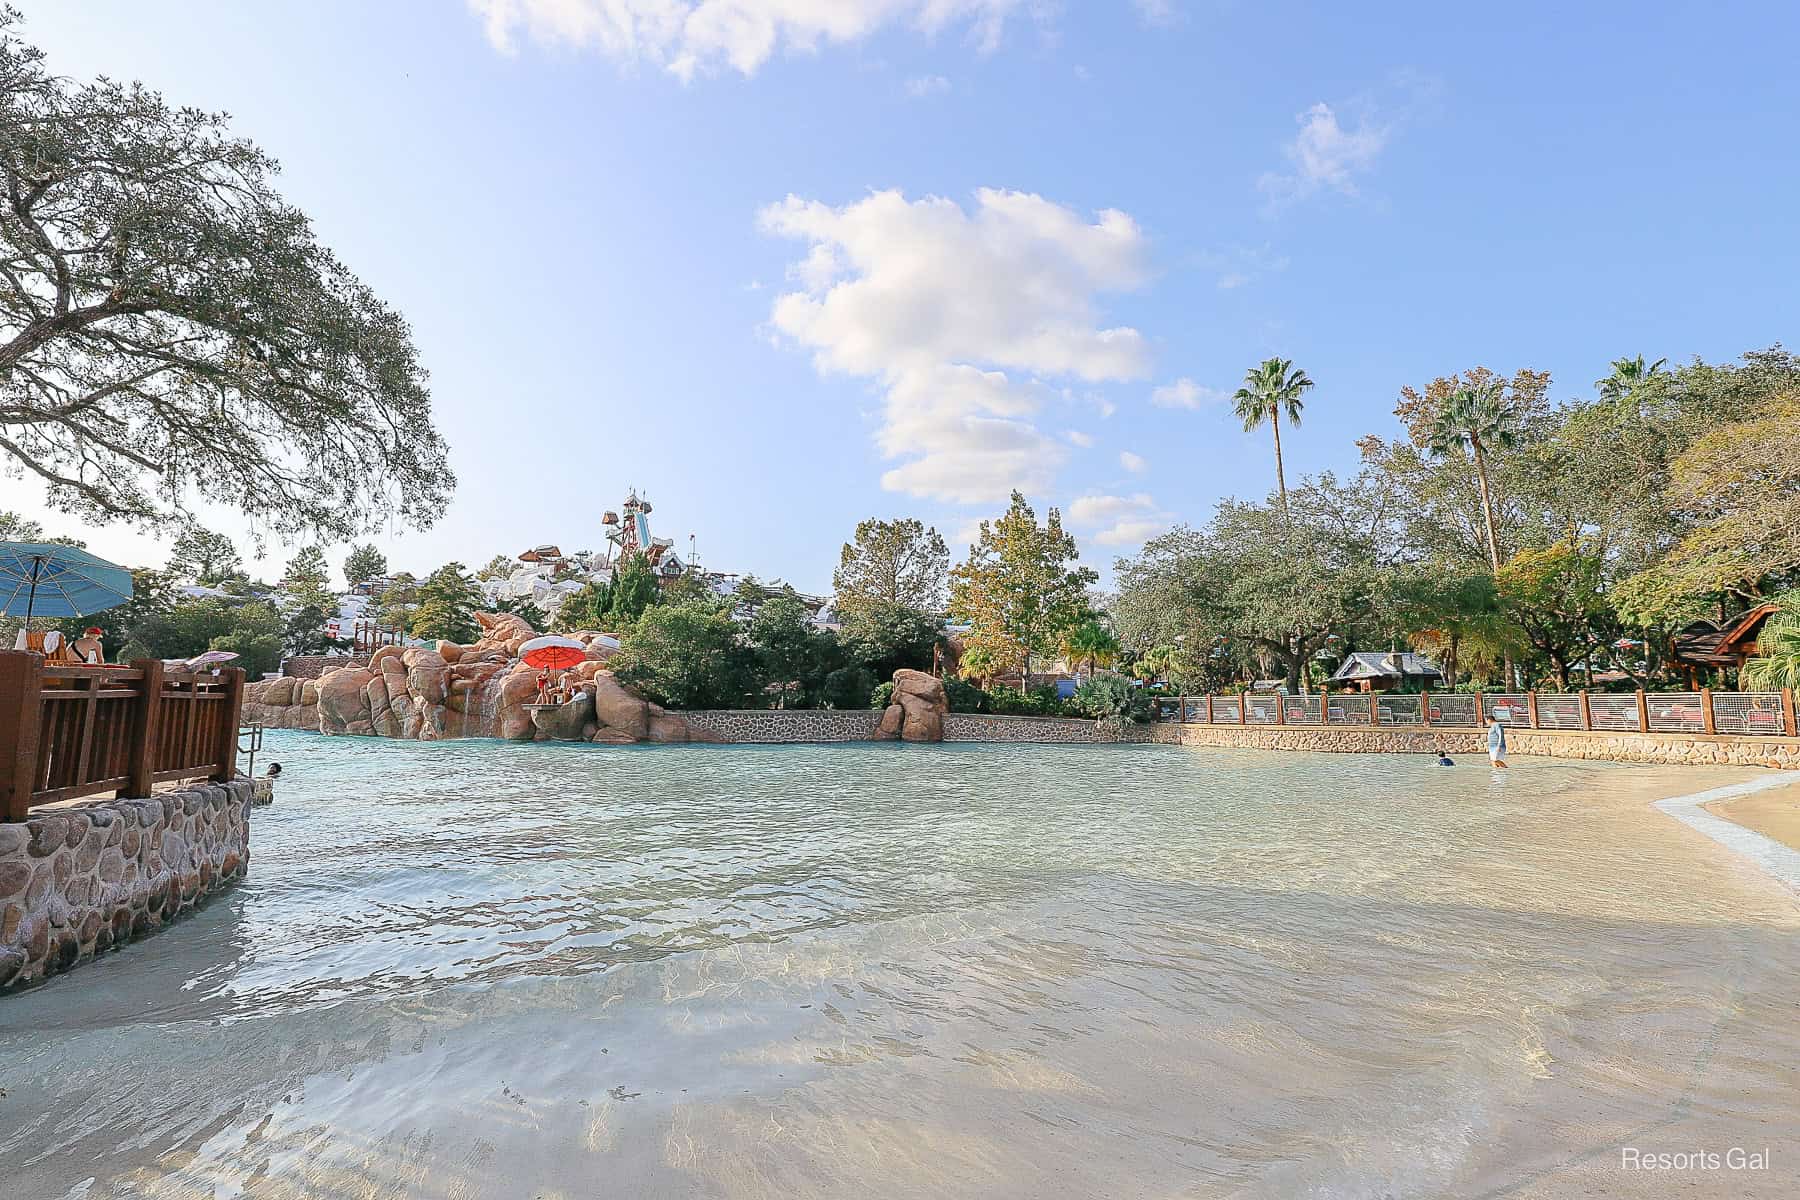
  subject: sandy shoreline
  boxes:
[1706,781,1800,855]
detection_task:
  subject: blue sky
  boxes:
[7,1,1797,591]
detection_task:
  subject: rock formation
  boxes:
[242,612,711,745]
[875,669,949,742]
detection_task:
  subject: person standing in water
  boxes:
[1486,718,1509,768]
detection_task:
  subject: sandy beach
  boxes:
[1707,782,1800,855]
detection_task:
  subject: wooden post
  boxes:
[1782,688,1797,737]
[1421,689,1432,728]
[1700,686,1716,736]
[126,658,164,798]
[1369,691,1381,726]
[1238,691,1247,725]
[1474,689,1484,727]
[215,668,244,781]
[1178,695,1188,724]
[1320,683,1330,724]
[1204,694,1214,724]
[1275,691,1286,724]
[0,652,45,821]
[1579,690,1593,731]
[1526,691,1540,729]
[1636,688,1650,733]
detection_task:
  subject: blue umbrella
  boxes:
[0,541,134,623]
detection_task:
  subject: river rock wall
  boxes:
[1148,722,1800,767]
[0,780,252,991]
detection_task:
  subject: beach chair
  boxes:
[13,628,77,664]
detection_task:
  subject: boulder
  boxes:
[884,669,948,742]
[647,712,692,743]
[316,667,374,734]
[437,641,464,664]
[264,676,297,707]
[590,671,649,740]
[369,645,405,673]
[532,692,596,741]
[299,679,319,706]
[366,673,400,739]
[493,668,543,741]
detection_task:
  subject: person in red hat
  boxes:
[71,626,105,665]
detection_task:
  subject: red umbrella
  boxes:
[519,635,588,671]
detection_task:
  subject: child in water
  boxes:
[1434,745,1454,766]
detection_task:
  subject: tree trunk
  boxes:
[1271,410,1289,514]
[1471,438,1502,573]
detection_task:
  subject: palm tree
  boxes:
[1741,611,1800,691]
[1425,379,1518,573]
[1059,617,1119,681]
[1232,357,1313,512]
[1597,354,1667,406]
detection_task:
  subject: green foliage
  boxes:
[167,528,242,586]
[986,686,1077,717]
[821,665,877,710]
[748,594,841,708]
[950,491,1096,684]
[608,553,662,625]
[555,579,614,632]
[491,597,547,632]
[1058,614,1119,675]
[869,680,895,710]
[377,572,417,629]
[409,563,480,643]
[839,601,940,679]
[612,601,762,710]
[208,630,282,680]
[344,544,388,589]
[1742,606,1800,691]
[1071,675,1150,723]
[283,545,334,612]
[833,518,949,619]
[282,602,338,656]
[941,676,991,713]
[476,554,515,581]
[1232,356,1313,509]
[0,20,452,538]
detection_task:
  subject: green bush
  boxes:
[1072,675,1150,723]
[869,680,895,710]
[986,685,1076,717]
[942,677,991,713]
[821,665,877,710]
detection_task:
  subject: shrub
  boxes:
[821,665,877,710]
[942,677,991,713]
[1072,675,1151,724]
[986,685,1075,717]
[869,680,895,710]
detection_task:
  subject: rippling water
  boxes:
[3,735,1798,1198]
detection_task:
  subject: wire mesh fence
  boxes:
[1286,695,1322,724]
[1710,692,1787,735]
[1430,694,1480,726]
[1586,693,1641,730]
[1482,694,1531,726]
[1646,693,1706,733]
[1534,694,1584,730]
[1210,696,1239,723]
[1377,694,1424,725]
[1327,694,1372,725]
[1245,693,1282,724]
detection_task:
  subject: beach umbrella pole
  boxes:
[24,555,41,628]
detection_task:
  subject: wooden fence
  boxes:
[0,652,245,822]
[1150,685,1800,738]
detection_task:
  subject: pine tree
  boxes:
[410,563,480,643]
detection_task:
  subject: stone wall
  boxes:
[1148,722,1800,768]
[944,714,1147,744]
[681,709,881,743]
[1,779,252,991]
[281,653,369,680]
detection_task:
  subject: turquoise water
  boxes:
[3,734,1798,1198]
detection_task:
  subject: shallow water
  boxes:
[3,736,1798,1198]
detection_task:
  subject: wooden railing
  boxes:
[0,652,245,821]
[1150,685,1800,738]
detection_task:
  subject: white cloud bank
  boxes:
[1067,492,1167,546]
[1119,450,1147,474]
[1260,101,1387,204]
[469,0,1024,78]
[761,188,1152,504]
[1150,377,1222,409]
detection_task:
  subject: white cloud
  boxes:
[1067,492,1168,546]
[1065,430,1094,448]
[469,0,1025,79]
[1119,449,1147,474]
[1150,377,1222,409]
[905,74,951,97]
[761,188,1152,504]
[1132,0,1179,25]
[1259,101,1387,204]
